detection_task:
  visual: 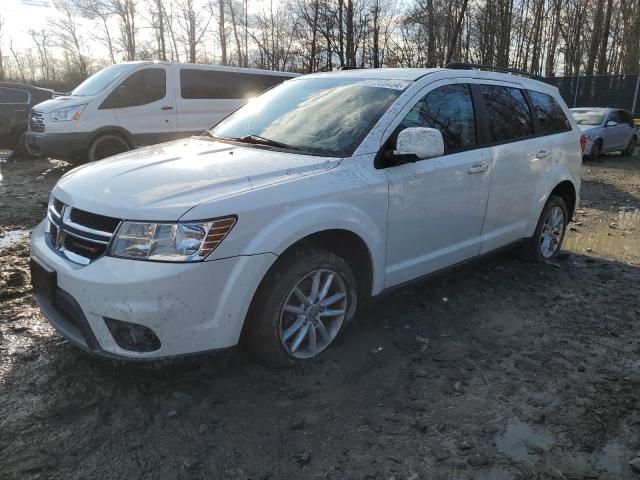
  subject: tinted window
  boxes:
[180,69,289,99]
[607,110,622,124]
[397,84,476,153]
[100,68,166,109]
[480,85,533,142]
[528,91,571,134]
[0,87,29,104]
[619,110,634,127]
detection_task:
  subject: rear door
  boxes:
[476,83,544,253]
[101,66,177,146]
[177,69,292,135]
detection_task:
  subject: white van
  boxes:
[25,61,299,162]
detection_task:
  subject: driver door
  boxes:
[383,82,492,287]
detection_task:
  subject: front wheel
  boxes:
[522,195,568,261]
[13,128,36,159]
[245,248,358,367]
[87,134,130,162]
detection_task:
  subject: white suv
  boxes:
[30,67,581,365]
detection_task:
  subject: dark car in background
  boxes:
[0,82,55,156]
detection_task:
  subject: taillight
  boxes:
[580,135,587,152]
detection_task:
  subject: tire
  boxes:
[622,136,637,156]
[244,247,358,367]
[588,140,601,161]
[13,128,35,159]
[521,195,568,261]
[87,134,130,162]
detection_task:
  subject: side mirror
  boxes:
[606,120,618,127]
[395,127,444,161]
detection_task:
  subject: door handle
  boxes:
[468,162,489,174]
[536,149,548,158]
[161,106,174,110]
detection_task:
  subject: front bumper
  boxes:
[25,131,92,160]
[30,221,276,360]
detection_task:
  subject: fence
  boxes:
[544,74,640,117]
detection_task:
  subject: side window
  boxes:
[0,87,29,104]
[180,69,288,99]
[100,68,166,109]
[607,110,622,124]
[396,83,476,154]
[619,110,634,127]
[528,91,571,134]
[480,85,534,143]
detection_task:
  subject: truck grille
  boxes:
[47,198,120,265]
[29,109,45,133]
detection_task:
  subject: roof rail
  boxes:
[445,62,542,80]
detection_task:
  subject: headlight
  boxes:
[47,104,87,122]
[111,217,237,262]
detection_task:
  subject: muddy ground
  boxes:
[1,149,639,480]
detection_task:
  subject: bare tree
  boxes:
[51,0,88,78]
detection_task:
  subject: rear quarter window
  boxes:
[180,69,290,99]
[528,90,571,134]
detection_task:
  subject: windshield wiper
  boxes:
[238,135,301,151]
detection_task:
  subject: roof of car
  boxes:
[117,60,299,77]
[305,68,443,81]
[0,82,54,93]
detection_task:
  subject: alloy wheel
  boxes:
[279,269,347,359]
[539,206,565,258]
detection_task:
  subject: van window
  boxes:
[528,91,571,134]
[480,85,533,143]
[180,69,289,99]
[396,84,476,154]
[100,68,166,109]
[0,87,29,104]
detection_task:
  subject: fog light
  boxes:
[104,318,161,352]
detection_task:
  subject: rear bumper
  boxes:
[25,131,92,160]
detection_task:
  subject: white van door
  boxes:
[176,68,291,135]
[101,66,177,146]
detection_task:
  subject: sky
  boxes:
[1,0,55,48]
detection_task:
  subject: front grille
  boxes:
[47,198,120,265]
[69,208,120,234]
[29,109,45,133]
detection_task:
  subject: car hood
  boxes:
[577,125,599,133]
[31,95,95,113]
[53,137,341,221]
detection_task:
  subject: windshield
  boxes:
[571,109,605,126]
[72,64,134,96]
[210,77,409,157]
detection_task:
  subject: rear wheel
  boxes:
[87,134,130,162]
[245,248,358,367]
[622,136,637,156]
[522,195,568,261]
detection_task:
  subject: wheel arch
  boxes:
[88,126,134,150]
[550,180,577,221]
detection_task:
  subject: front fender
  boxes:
[242,202,387,295]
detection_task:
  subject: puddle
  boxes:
[495,418,555,462]
[596,441,625,475]
[0,229,30,248]
[565,208,640,263]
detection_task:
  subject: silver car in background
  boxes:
[570,107,637,160]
